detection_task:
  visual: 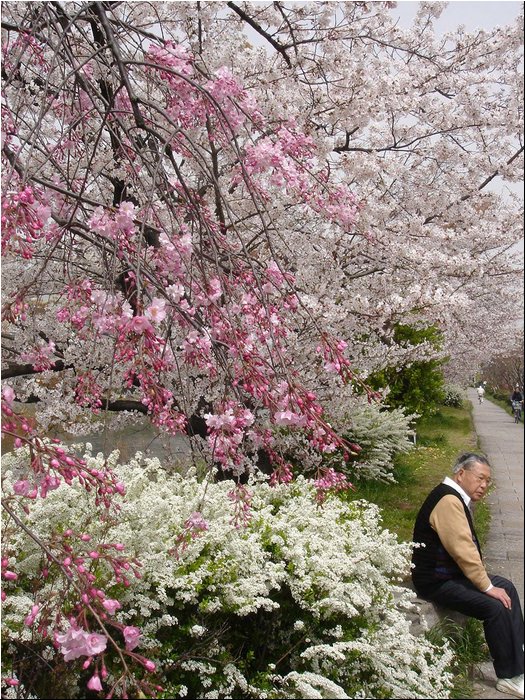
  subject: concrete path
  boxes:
[466,388,524,699]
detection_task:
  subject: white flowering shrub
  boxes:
[272,400,416,485]
[2,447,453,699]
[442,386,464,408]
[339,402,417,482]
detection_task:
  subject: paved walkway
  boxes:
[466,388,524,699]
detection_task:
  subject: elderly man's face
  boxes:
[456,462,492,501]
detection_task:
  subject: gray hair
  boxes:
[452,452,491,474]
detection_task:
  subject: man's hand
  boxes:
[486,586,512,609]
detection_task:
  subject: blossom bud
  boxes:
[87,673,102,691]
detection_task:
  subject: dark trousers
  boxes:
[423,575,524,679]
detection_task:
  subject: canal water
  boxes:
[2,407,193,471]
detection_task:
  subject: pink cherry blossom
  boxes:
[145,297,167,323]
[56,625,107,661]
[102,598,121,614]
[123,625,141,651]
[126,316,154,335]
[2,385,15,405]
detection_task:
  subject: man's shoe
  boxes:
[496,675,524,699]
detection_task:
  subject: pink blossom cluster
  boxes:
[1,556,19,590]
[228,484,253,528]
[58,528,141,590]
[238,125,360,235]
[147,41,193,78]
[3,510,152,693]
[118,327,188,436]
[203,65,260,135]
[1,31,48,75]
[57,279,134,336]
[172,511,210,558]
[56,279,94,332]
[158,228,193,277]
[313,468,354,504]
[146,42,206,131]
[268,451,294,486]
[74,371,103,412]
[1,185,51,259]
[262,260,294,294]
[55,619,156,696]
[88,203,138,256]
[56,624,107,661]
[146,42,259,139]
[317,336,353,379]
[205,402,255,469]
[308,182,361,233]
[183,330,216,375]
[1,295,29,323]
[20,339,57,373]
[90,288,134,334]
[2,396,127,507]
[24,603,40,627]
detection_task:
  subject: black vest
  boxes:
[411,483,482,597]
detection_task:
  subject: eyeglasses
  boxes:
[465,470,492,487]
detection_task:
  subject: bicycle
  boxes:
[512,400,522,423]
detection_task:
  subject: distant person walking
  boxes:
[477,385,485,404]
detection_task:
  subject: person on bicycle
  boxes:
[511,385,523,421]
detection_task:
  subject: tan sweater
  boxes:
[429,495,491,591]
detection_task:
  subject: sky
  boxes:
[393,1,524,32]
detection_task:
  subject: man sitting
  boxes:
[412,452,524,698]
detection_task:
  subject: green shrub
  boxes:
[368,324,446,417]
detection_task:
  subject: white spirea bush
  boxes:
[338,402,417,482]
[1,446,453,699]
[442,386,465,408]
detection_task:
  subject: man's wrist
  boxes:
[484,583,494,592]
